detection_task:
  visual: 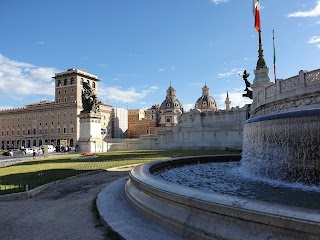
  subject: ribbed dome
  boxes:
[160,98,183,110]
[195,84,217,111]
[160,84,184,111]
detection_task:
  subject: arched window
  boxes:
[58,80,61,87]
[64,79,67,86]
[92,82,96,88]
[70,77,74,84]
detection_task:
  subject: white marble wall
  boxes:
[109,105,249,151]
[253,68,320,116]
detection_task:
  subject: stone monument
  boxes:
[77,82,103,152]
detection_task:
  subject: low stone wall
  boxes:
[109,106,249,151]
[126,155,320,240]
[254,69,320,116]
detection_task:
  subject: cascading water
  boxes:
[241,109,320,185]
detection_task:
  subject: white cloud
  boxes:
[99,85,158,103]
[0,54,59,96]
[217,68,244,78]
[211,0,229,5]
[157,66,175,72]
[0,106,14,110]
[189,82,202,86]
[36,41,45,45]
[183,103,193,112]
[216,91,252,109]
[308,36,320,44]
[287,1,320,17]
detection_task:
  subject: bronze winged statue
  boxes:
[241,70,253,99]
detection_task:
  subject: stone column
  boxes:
[251,67,273,114]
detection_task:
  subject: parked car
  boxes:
[11,149,22,155]
[40,145,56,153]
[2,150,12,156]
[22,148,34,154]
[1,149,22,156]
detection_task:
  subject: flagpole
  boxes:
[273,29,277,81]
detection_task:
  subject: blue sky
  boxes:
[0,0,319,111]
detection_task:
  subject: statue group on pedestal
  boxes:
[81,82,99,113]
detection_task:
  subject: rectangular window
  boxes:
[63,128,67,133]
[45,129,48,134]
[51,129,54,134]
[12,117,14,122]
[17,130,20,135]
[12,131,14,135]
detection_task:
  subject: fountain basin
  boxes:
[242,108,320,185]
[125,155,320,240]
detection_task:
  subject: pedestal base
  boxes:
[78,112,103,153]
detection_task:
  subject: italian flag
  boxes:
[253,0,260,31]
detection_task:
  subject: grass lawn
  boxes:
[0,149,239,195]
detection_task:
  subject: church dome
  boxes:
[195,84,217,111]
[160,98,183,110]
[160,84,184,111]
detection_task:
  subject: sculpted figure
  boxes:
[81,82,99,113]
[241,70,253,99]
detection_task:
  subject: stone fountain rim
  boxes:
[130,154,320,223]
[246,107,320,124]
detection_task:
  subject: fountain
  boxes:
[125,66,320,239]
[123,6,320,238]
[242,109,320,185]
